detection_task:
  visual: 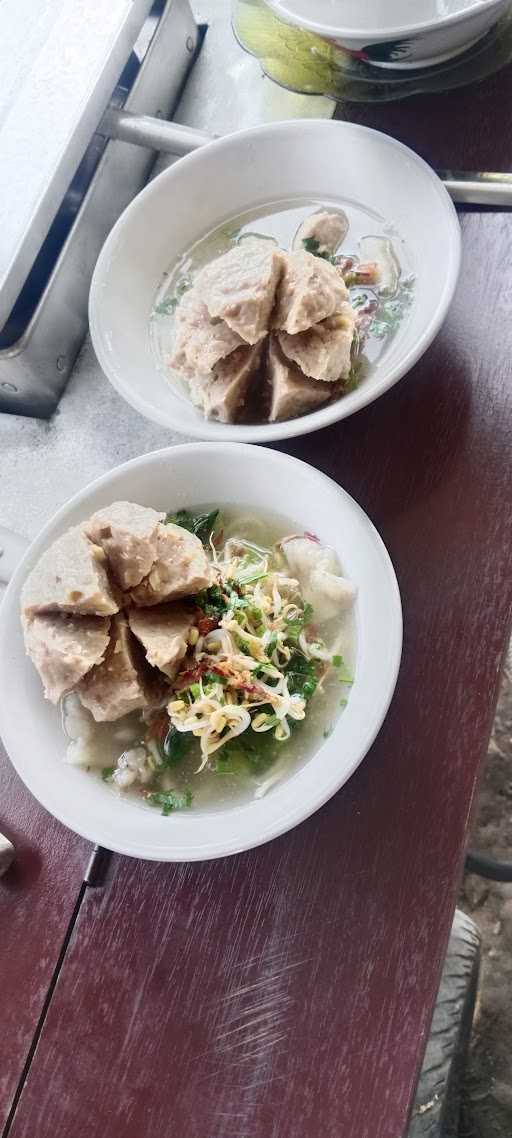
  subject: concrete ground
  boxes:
[459,642,512,1137]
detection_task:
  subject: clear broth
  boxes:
[150,196,415,413]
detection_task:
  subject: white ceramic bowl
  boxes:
[0,444,402,862]
[265,0,510,68]
[90,120,460,444]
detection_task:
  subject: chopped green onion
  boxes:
[148,789,193,816]
[285,601,314,643]
[332,654,354,684]
[203,672,227,686]
[153,296,178,316]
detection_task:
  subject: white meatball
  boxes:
[282,536,356,623]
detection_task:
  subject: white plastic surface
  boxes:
[0,0,154,326]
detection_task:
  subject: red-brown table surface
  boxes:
[340,57,512,170]
[3,197,511,1138]
[0,751,89,1131]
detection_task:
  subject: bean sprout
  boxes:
[100,514,354,804]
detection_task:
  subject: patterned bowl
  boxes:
[233,0,512,101]
[261,0,511,68]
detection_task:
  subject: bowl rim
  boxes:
[0,443,403,861]
[264,0,506,41]
[89,118,461,444]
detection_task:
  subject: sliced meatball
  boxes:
[170,287,244,378]
[267,336,332,423]
[273,250,348,336]
[189,342,263,423]
[84,501,164,591]
[293,210,349,256]
[78,614,165,722]
[21,526,119,620]
[23,613,110,704]
[278,303,356,384]
[196,238,283,345]
[128,604,194,679]
[129,523,209,607]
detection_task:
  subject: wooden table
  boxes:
[2,30,512,1138]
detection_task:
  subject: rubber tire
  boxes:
[407,909,481,1137]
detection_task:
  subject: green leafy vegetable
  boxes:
[165,508,219,546]
[161,726,191,766]
[216,732,276,776]
[302,237,336,264]
[286,652,318,701]
[252,666,279,691]
[102,766,114,781]
[195,584,228,619]
[213,748,247,776]
[203,671,227,686]
[148,789,193,816]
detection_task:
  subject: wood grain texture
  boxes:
[6,213,512,1138]
[0,742,88,1129]
[337,63,512,169]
